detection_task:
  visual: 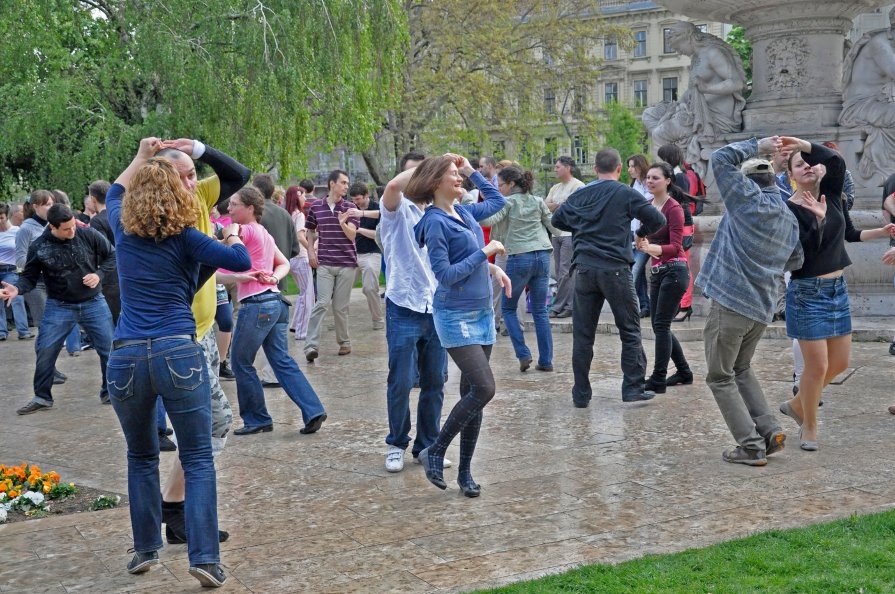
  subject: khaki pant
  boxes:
[304,264,355,352]
[356,252,383,324]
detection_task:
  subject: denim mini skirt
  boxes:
[433,307,496,348]
[786,276,851,340]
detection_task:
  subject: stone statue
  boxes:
[839,7,895,184]
[642,21,747,177]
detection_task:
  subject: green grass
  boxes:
[281,272,385,296]
[481,510,895,593]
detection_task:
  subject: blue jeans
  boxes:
[632,250,650,313]
[107,338,219,565]
[502,250,553,367]
[0,270,29,338]
[65,325,81,354]
[231,294,325,428]
[32,294,113,406]
[385,299,446,456]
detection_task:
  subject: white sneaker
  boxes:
[413,455,452,468]
[385,445,405,473]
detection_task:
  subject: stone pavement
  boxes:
[2,291,895,593]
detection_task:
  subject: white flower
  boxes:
[0,492,7,502]
[0,507,7,523]
[23,491,45,506]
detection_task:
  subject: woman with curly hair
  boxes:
[105,138,250,587]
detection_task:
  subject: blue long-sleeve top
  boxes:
[107,183,251,339]
[414,171,506,311]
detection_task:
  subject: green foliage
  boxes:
[597,102,647,184]
[89,494,121,511]
[481,509,895,593]
[0,0,407,200]
[47,482,78,500]
[363,0,626,180]
[726,26,752,92]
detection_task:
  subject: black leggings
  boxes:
[429,344,494,483]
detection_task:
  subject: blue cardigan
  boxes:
[414,171,506,311]
[107,183,251,339]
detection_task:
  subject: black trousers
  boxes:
[571,265,646,404]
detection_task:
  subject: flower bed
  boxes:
[0,463,121,523]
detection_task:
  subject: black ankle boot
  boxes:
[457,474,481,498]
[665,369,694,386]
[162,500,229,544]
[645,375,666,394]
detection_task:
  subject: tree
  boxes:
[0,0,406,200]
[361,0,629,183]
[596,102,647,184]
[726,26,752,94]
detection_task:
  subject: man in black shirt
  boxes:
[552,148,666,407]
[347,183,383,329]
[86,180,120,324]
[0,204,115,414]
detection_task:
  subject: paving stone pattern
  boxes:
[1,292,894,592]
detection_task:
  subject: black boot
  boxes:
[666,368,694,386]
[162,500,229,544]
[645,374,667,394]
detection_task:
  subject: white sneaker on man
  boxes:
[385,445,405,473]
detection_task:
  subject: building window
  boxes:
[604,82,618,104]
[604,38,617,60]
[544,88,556,114]
[663,77,678,102]
[634,30,647,58]
[573,136,589,166]
[634,80,647,106]
[663,28,675,54]
[544,137,557,165]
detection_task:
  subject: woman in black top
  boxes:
[777,137,894,451]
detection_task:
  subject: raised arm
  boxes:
[710,138,773,211]
[382,167,417,212]
[466,171,506,221]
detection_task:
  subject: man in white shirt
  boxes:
[545,156,585,318]
[378,152,452,473]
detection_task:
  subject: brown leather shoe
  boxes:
[338,346,351,356]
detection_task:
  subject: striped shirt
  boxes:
[305,197,359,267]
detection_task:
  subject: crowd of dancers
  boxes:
[2,133,895,586]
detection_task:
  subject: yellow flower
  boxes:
[43,485,51,493]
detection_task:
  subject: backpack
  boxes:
[684,166,706,215]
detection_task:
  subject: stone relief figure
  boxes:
[839,7,895,184]
[642,21,747,177]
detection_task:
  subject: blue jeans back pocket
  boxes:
[165,352,204,391]
[107,362,136,401]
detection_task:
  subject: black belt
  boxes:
[650,261,688,274]
[240,291,283,304]
[0,264,16,272]
[113,335,195,350]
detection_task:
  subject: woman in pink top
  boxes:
[285,186,314,339]
[635,162,692,394]
[219,187,327,436]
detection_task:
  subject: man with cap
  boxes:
[696,137,804,466]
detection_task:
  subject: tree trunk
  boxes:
[361,149,388,186]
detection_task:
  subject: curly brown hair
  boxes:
[121,157,198,240]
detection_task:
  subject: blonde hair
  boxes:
[121,157,198,240]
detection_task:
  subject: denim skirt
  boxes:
[786,276,851,340]
[433,307,496,348]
